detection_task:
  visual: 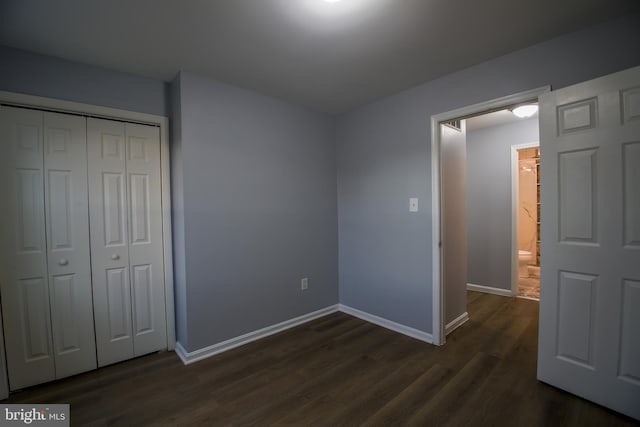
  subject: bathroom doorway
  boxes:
[513,144,540,300]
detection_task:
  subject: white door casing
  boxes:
[43,111,97,379]
[537,66,640,420]
[88,118,166,367]
[0,106,55,390]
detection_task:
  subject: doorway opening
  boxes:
[513,144,540,300]
[430,86,549,346]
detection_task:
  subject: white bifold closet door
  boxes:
[87,118,167,367]
[0,106,96,390]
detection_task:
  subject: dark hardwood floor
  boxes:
[4,291,638,426]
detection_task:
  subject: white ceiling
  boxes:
[1,0,638,113]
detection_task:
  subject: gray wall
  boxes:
[466,118,539,291]
[336,14,640,334]
[169,75,188,346]
[0,45,168,116]
[173,72,338,351]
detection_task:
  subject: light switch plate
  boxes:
[409,197,419,212]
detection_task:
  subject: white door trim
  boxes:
[0,92,176,369]
[430,86,550,346]
[511,141,540,296]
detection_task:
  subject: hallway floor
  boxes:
[518,266,540,299]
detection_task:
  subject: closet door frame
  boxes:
[0,91,175,400]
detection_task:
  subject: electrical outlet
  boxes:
[301,278,309,290]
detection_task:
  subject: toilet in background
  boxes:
[519,250,533,277]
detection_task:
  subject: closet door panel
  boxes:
[88,118,134,367]
[105,267,131,341]
[0,106,55,390]
[125,123,166,356]
[18,278,50,361]
[43,112,96,378]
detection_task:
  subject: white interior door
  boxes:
[538,66,640,420]
[0,106,55,390]
[88,118,134,367]
[43,111,96,378]
[88,118,166,367]
[441,121,468,333]
[125,123,167,357]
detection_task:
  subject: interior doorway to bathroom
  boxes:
[464,108,541,303]
[513,144,541,300]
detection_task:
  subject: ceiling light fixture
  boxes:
[511,104,538,118]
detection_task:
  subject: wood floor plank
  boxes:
[3,292,638,426]
[300,356,434,426]
[360,363,453,426]
[224,328,408,425]
[404,351,502,426]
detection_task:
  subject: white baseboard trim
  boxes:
[467,283,514,297]
[174,342,191,364]
[516,295,540,301]
[175,304,339,365]
[176,303,437,365]
[445,311,469,335]
[338,304,433,344]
